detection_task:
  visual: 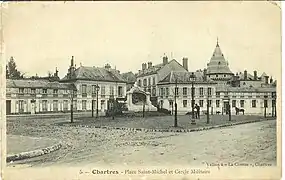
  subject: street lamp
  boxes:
[69,83,76,123]
[174,78,178,127]
[92,84,100,118]
[206,87,210,124]
[190,72,196,125]
[225,88,231,121]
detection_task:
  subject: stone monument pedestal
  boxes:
[126,85,157,112]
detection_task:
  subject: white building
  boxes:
[60,56,127,113]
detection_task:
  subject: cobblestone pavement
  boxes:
[7,115,276,168]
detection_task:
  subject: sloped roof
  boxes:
[158,71,216,84]
[121,71,136,83]
[206,42,233,74]
[137,59,187,78]
[6,79,72,89]
[216,86,276,93]
[61,66,126,83]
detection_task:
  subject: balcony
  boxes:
[82,93,87,98]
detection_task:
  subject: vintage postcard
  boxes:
[1,1,282,180]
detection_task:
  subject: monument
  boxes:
[125,82,157,112]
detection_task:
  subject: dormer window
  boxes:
[218,62,221,65]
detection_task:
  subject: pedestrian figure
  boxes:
[194,104,198,119]
[196,104,200,119]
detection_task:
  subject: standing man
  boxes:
[196,104,200,119]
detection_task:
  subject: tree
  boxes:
[6,56,22,79]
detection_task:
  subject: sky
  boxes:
[4,1,281,79]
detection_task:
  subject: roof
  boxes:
[137,59,187,78]
[61,66,126,83]
[6,79,73,89]
[121,71,136,83]
[158,71,217,85]
[216,86,276,93]
[206,42,233,75]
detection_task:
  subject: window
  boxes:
[252,100,256,108]
[42,89,47,94]
[110,86,114,96]
[53,100,58,111]
[216,100,220,108]
[199,87,204,96]
[240,100,245,108]
[152,88,156,96]
[118,86,123,97]
[19,88,24,94]
[73,100,77,110]
[19,100,24,113]
[148,77,151,86]
[92,85,97,94]
[183,87,187,96]
[160,88,163,97]
[224,75,226,77]
[63,100,68,111]
[101,86,105,97]
[175,87,179,96]
[82,100,87,110]
[272,92,276,98]
[31,88,36,94]
[152,77,156,85]
[199,100,204,107]
[138,80,141,87]
[208,100,212,107]
[42,100,48,112]
[216,75,218,77]
[207,87,212,96]
[82,85,87,97]
[232,100,236,107]
[166,87,169,97]
[143,79,147,86]
[183,100,187,108]
[216,92,220,97]
[53,89,58,94]
[264,100,268,108]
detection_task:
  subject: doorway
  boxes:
[6,100,11,115]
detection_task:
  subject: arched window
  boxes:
[218,61,221,65]
[138,80,141,87]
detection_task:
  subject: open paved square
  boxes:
[7,114,276,168]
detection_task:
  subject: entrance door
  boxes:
[6,100,11,115]
[19,100,24,113]
[223,102,229,114]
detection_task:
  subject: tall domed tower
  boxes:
[206,39,234,85]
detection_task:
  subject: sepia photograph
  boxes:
[2,1,282,179]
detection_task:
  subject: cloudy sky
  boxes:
[4,1,281,79]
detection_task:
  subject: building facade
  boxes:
[6,78,75,114]
[60,56,127,113]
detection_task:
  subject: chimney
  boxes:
[54,67,59,77]
[142,63,147,71]
[147,62,152,69]
[182,57,188,71]
[254,71,257,80]
[163,56,168,65]
[270,77,273,84]
[244,70,247,80]
[71,56,74,67]
[265,76,269,84]
[203,68,207,81]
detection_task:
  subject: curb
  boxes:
[6,143,62,163]
[64,118,274,133]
